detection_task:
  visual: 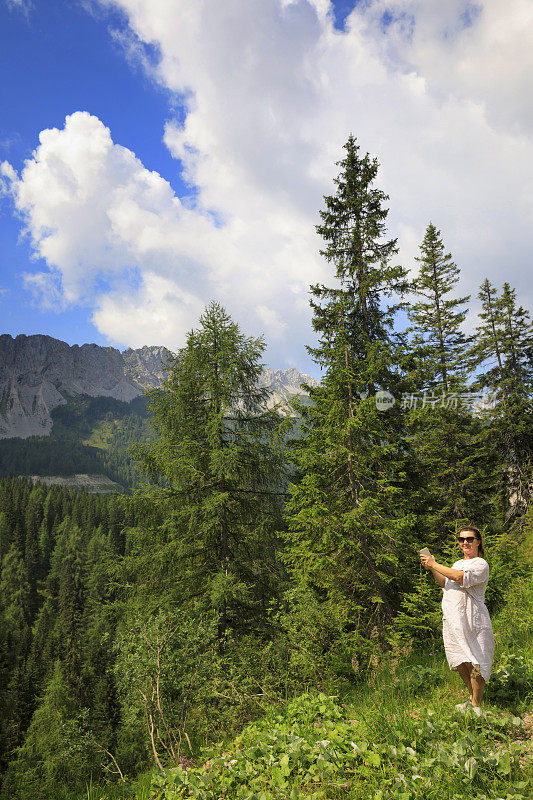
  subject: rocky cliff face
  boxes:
[0,334,317,439]
[0,334,169,439]
[259,367,318,409]
[122,345,171,387]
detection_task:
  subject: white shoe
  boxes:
[454,698,472,712]
[471,706,482,716]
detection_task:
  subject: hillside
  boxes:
[0,394,153,488]
[0,334,168,439]
[100,571,533,800]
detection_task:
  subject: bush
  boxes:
[487,653,533,707]
[149,694,531,800]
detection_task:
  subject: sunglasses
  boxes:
[457,536,479,544]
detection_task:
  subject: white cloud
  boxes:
[96,0,533,320]
[2,112,216,331]
[0,160,17,190]
[360,0,533,135]
[256,305,289,341]
[92,272,205,349]
[3,110,322,357]
[22,272,65,311]
[4,0,533,369]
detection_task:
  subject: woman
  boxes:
[420,526,495,715]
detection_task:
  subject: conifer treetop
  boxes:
[309,134,408,371]
[315,134,406,299]
[407,221,471,391]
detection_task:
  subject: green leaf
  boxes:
[364,751,381,768]
[464,757,478,780]
[279,753,291,777]
[497,751,511,775]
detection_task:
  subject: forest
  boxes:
[0,136,532,800]
[0,395,154,488]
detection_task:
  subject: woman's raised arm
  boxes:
[429,565,446,588]
[421,554,464,585]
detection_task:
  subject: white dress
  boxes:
[441,557,495,682]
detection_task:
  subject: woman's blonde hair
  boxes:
[458,525,484,556]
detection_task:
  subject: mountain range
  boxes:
[0,334,317,440]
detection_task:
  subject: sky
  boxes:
[1,0,532,375]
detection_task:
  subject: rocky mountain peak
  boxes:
[0,334,317,439]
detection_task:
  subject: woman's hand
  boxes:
[421,556,464,585]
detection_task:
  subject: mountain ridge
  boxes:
[0,333,318,439]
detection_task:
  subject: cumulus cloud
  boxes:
[4,0,533,368]
[3,110,324,358]
[94,0,533,322]
[4,112,213,303]
[360,0,533,135]
[92,272,205,349]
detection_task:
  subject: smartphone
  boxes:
[418,547,431,558]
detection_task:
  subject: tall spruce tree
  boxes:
[472,280,533,511]
[0,545,33,765]
[130,302,287,640]
[471,280,506,394]
[407,222,471,391]
[283,135,413,664]
[403,225,498,541]
[3,661,98,800]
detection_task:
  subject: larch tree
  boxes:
[129,301,288,641]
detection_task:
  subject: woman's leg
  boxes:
[456,662,485,706]
[471,671,485,707]
[456,662,473,698]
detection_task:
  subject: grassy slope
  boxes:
[84,570,532,800]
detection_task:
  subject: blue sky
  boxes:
[0,0,185,346]
[1,1,532,373]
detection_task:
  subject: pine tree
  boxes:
[0,482,130,789]
[57,524,87,702]
[0,545,32,652]
[83,530,119,746]
[472,280,533,407]
[26,599,59,693]
[472,280,533,511]
[0,513,10,561]
[471,279,506,395]
[391,569,442,644]
[3,661,98,800]
[403,226,498,546]
[42,491,56,537]
[403,407,500,548]
[0,546,34,766]
[499,283,533,397]
[131,301,287,641]
[283,135,414,665]
[407,222,471,391]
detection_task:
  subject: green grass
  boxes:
[83,419,118,450]
[148,674,531,800]
[77,577,533,800]
[58,771,153,800]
